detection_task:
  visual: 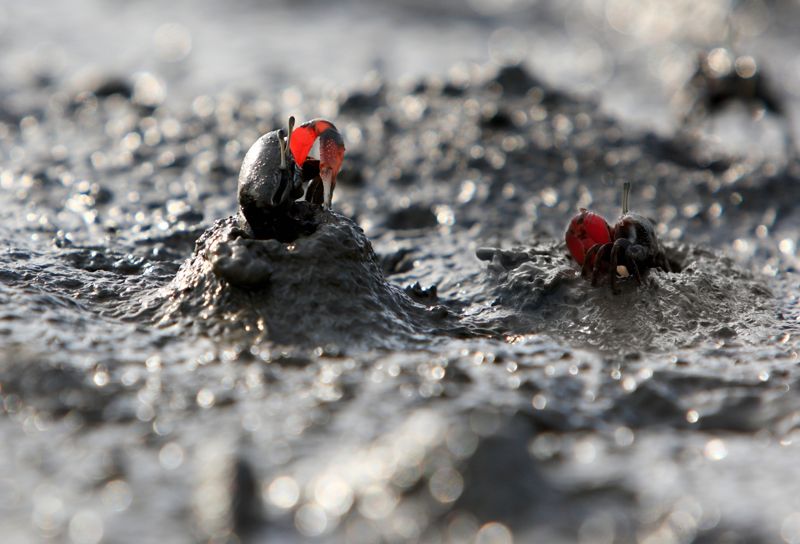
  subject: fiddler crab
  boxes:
[565,182,671,294]
[238,116,345,238]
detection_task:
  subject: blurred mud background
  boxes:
[1,1,800,543]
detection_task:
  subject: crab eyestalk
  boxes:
[278,116,296,170]
[290,119,345,209]
[285,116,295,164]
[278,132,287,170]
[622,181,631,215]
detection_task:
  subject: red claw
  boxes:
[565,208,612,266]
[289,119,345,208]
[290,122,321,166]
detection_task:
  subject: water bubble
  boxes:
[476,521,514,544]
[132,72,165,108]
[143,126,161,146]
[161,118,182,140]
[145,355,162,372]
[314,475,353,516]
[733,239,751,255]
[295,503,329,537]
[553,114,573,135]
[121,132,141,152]
[621,375,637,392]
[68,510,104,544]
[682,203,700,218]
[706,48,733,76]
[430,365,446,380]
[159,442,184,470]
[446,427,478,459]
[136,403,155,422]
[428,467,464,504]
[703,438,728,461]
[529,433,561,460]
[541,188,558,207]
[733,56,757,79]
[614,426,635,447]
[400,96,426,121]
[358,485,398,520]
[32,485,65,533]
[102,480,132,512]
[92,369,109,387]
[392,463,422,490]
[266,476,300,510]
[196,389,215,409]
[707,203,723,218]
[192,95,215,117]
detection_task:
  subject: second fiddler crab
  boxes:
[565,182,672,294]
[238,116,345,238]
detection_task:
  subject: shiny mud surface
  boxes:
[3,5,800,544]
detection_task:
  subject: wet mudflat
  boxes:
[2,2,800,544]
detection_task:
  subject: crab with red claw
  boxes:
[565,182,672,294]
[237,116,345,239]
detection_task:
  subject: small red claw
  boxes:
[290,119,345,208]
[565,208,612,266]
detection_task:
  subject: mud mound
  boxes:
[157,208,452,348]
[477,243,776,351]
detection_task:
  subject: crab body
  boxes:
[565,184,671,293]
[238,129,304,234]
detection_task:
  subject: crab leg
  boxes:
[609,239,634,294]
[591,244,611,287]
[581,244,602,278]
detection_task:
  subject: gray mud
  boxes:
[2,3,800,544]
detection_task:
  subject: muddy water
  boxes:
[2,2,800,544]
